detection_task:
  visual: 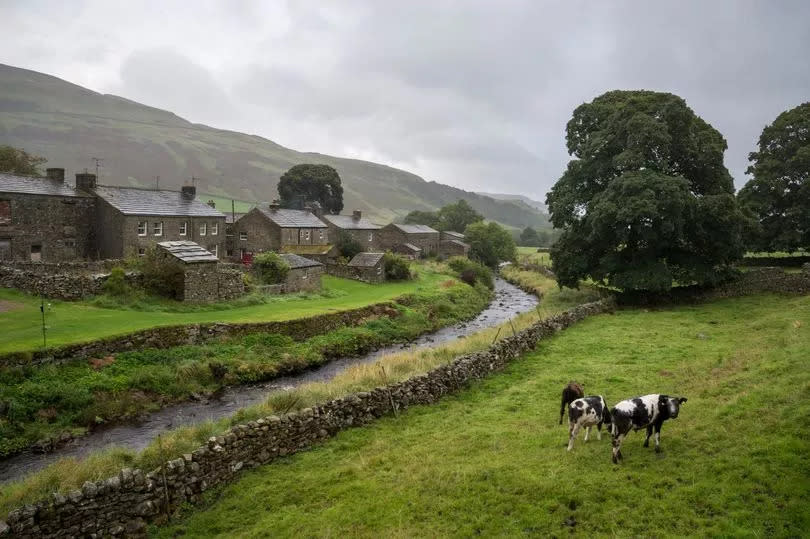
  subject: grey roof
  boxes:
[225,212,247,224]
[391,223,439,234]
[323,214,381,230]
[347,252,385,267]
[0,172,90,198]
[94,186,225,217]
[280,253,323,269]
[442,239,470,248]
[442,230,465,240]
[157,241,219,264]
[257,207,327,228]
[400,243,423,252]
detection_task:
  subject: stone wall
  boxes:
[324,262,384,283]
[0,260,123,275]
[0,265,140,301]
[0,299,613,538]
[0,302,401,368]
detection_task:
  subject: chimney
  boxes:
[207,199,216,208]
[75,172,97,190]
[268,200,280,212]
[352,210,362,221]
[181,185,196,198]
[46,168,65,182]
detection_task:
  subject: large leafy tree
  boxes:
[404,200,483,232]
[465,221,517,267]
[404,210,441,229]
[737,102,810,252]
[278,164,344,214]
[546,90,744,291]
[0,145,46,176]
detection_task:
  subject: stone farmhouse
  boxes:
[0,170,227,261]
[230,203,331,262]
[322,210,382,251]
[0,169,96,261]
[440,230,471,257]
[379,223,440,258]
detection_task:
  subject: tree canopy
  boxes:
[737,102,810,252]
[464,221,516,268]
[0,146,46,176]
[404,200,483,232]
[546,90,744,291]
[277,164,344,214]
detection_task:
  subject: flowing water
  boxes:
[0,278,537,483]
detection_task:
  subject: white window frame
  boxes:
[137,221,147,236]
[211,222,218,236]
[303,230,311,241]
[179,221,187,236]
[153,221,163,236]
[200,223,207,236]
[368,232,374,243]
[240,232,247,241]
[211,244,218,257]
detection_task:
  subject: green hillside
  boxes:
[0,64,549,228]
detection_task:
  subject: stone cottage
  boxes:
[0,169,96,261]
[347,252,386,283]
[279,253,323,293]
[91,179,226,260]
[155,240,244,302]
[440,230,470,257]
[323,211,382,251]
[379,223,440,258]
[231,203,330,262]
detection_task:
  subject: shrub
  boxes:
[253,252,290,284]
[336,230,363,260]
[447,257,494,289]
[383,253,412,281]
[137,247,184,299]
[102,267,131,297]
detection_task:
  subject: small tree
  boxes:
[336,230,363,260]
[519,226,540,246]
[253,252,290,284]
[738,102,810,252]
[437,200,484,232]
[383,253,411,280]
[277,164,344,214]
[0,145,46,176]
[464,221,517,268]
[447,257,494,289]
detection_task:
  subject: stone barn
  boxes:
[347,252,386,283]
[440,231,470,257]
[379,223,440,258]
[279,253,324,293]
[156,241,243,302]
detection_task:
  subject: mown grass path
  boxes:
[0,274,446,353]
[155,293,810,537]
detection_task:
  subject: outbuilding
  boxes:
[156,240,242,302]
[279,253,324,293]
[347,251,386,283]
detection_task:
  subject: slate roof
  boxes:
[280,253,323,269]
[280,244,334,255]
[257,207,327,228]
[347,252,385,267]
[0,172,90,198]
[442,230,465,240]
[390,223,439,234]
[442,239,470,249]
[323,214,381,230]
[400,243,423,252]
[94,186,225,217]
[157,241,219,264]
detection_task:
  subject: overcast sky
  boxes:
[2,1,808,201]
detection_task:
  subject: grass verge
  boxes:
[152,292,810,537]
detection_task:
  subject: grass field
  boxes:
[516,246,552,267]
[0,274,448,353]
[198,194,256,214]
[155,293,810,537]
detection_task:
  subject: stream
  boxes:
[0,278,537,483]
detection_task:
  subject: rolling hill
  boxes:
[0,64,549,228]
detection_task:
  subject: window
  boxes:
[30,244,42,262]
[211,223,218,236]
[240,232,247,241]
[318,230,324,241]
[179,221,187,236]
[138,248,146,256]
[211,244,218,257]
[137,221,147,236]
[368,232,374,243]
[153,222,163,236]
[0,200,10,226]
[200,223,207,236]
[303,230,310,241]
[0,238,11,260]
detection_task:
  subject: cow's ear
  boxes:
[678,397,688,404]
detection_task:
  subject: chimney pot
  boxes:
[75,172,97,190]
[46,168,65,182]
[352,210,362,221]
[269,200,280,212]
[181,185,196,198]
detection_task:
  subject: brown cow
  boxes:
[559,381,584,425]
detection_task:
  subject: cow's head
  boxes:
[661,395,687,419]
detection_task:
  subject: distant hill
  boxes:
[476,192,547,213]
[0,63,549,229]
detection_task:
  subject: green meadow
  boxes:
[154,293,810,537]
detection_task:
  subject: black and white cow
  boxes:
[610,394,687,463]
[566,395,612,451]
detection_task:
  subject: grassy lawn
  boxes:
[0,274,447,353]
[155,293,810,537]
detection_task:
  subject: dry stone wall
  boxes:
[0,265,141,301]
[0,298,613,538]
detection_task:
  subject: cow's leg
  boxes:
[584,425,591,442]
[654,423,663,453]
[560,397,566,425]
[567,422,581,451]
[643,425,653,448]
[596,421,603,441]
[611,433,625,463]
